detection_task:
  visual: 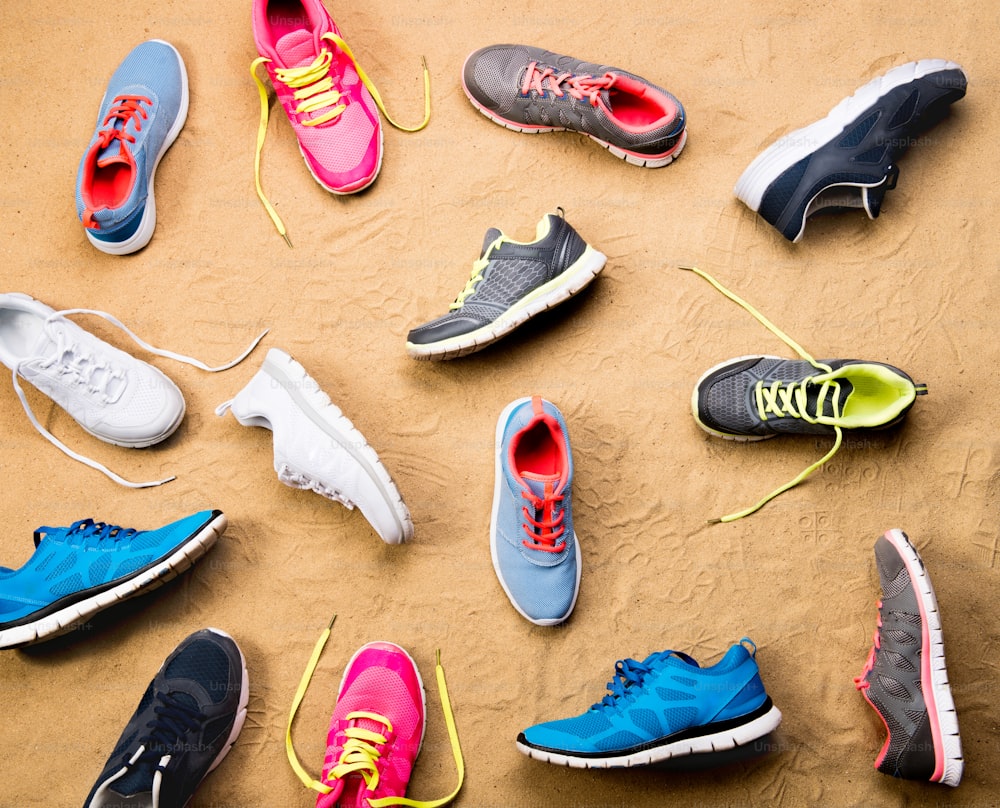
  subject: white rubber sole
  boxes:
[517,703,783,768]
[462,77,687,168]
[489,397,581,627]
[690,355,779,442]
[0,511,226,650]
[734,59,963,213]
[407,245,607,360]
[881,529,964,786]
[202,627,251,778]
[261,352,414,544]
[86,40,190,256]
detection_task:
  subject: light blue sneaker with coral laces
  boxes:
[0,510,226,649]
[491,396,580,626]
[517,638,783,767]
[75,40,189,255]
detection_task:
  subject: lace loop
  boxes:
[96,95,151,149]
[520,62,616,106]
[519,488,565,551]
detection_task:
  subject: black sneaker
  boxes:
[405,210,606,359]
[82,628,249,808]
[734,59,967,241]
[854,529,963,786]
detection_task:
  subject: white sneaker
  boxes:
[0,292,267,488]
[216,348,414,544]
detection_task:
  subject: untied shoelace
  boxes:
[680,266,846,523]
[12,308,267,489]
[285,616,465,808]
[251,33,431,246]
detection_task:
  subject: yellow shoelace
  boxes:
[681,266,844,523]
[449,233,506,310]
[252,34,431,246]
[286,616,465,808]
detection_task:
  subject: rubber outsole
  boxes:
[0,511,226,650]
[406,245,607,360]
[85,40,190,256]
[517,703,783,768]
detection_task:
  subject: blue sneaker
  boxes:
[76,40,189,255]
[517,638,783,767]
[82,627,248,808]
[0,510,225,649]
[490,396,579,626]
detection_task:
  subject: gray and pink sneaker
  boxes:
[854,529,964,786]
[462,44,686,167]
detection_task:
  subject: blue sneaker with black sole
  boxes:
[491,396,580,626]
[82,627,249,808]
[516,638,782,767]
[76,39,189,255]
[0,510,226,649]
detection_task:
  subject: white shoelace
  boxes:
[13,307,268,488]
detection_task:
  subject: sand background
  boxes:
[1,1,997,806]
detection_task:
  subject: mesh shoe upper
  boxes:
[406,213,587,346]
[82,628,248,808]
[75,40,187,242]
[518,641,771,756]
[491,397,578,625]
[854,530,963,785]
[0,510,220,633]
[695,356,919,438]
[315,642,425,808]
[463,44,685,157]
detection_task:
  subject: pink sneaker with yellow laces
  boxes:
[251,0,430,244]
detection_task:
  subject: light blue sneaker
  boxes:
[490,396,580,626]
[75,40,189,255]
[0,510,225,649]
[517,638,783,767]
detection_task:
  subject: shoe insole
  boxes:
[267,0,310,39]
[90,162,134,209]
[609,85,671,127]
[0,309,42,360]
[515,421,561,476]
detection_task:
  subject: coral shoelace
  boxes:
[853,600,883,691]
[520,487,566,552]
[681,266,846,523]
[95,94,151,150]
[520,61,617,105]
[286,616,465,808]
[12,308,267,489]
[251,33,431,246]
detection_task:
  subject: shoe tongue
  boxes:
[275,28,319,68]
[521,471,559,499]
[96,151,131,169]
[480,227,503,258]
[806,376,853,418]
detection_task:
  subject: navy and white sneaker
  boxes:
[76,40,189,254]
[82,628,249,808]
[734,59,967,241]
